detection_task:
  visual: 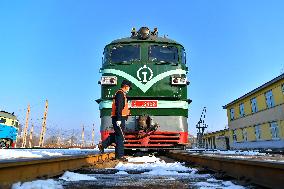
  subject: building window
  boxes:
[232,130,237,142]
[265,90,275,108]
[250,98,258,113]
[239,103,245,117]
[270,122,279,139]
[282,84,284,94]
[255,125,261,140]
[242,128,248,141]
[230,108,235,120]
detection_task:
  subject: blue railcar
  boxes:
[0,111,19,148]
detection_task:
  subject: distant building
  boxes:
[188,134,197,148]
[223,74,284,150]
[203,129,230,150]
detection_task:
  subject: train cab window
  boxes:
[109,44,140,63]
[0,118,6,124]
[103,48,110,65]
[149,45,178,64]
[181,48,186,64]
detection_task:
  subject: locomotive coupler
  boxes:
[137,115,159,139]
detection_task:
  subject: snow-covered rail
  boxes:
[0,152,115,188]
[167,151,284,189]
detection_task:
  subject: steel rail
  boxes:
[167,151,284,189]
[0,152,115,188]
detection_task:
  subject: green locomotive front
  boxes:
[97,27,190,150]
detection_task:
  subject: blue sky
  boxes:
[1,1,284,141]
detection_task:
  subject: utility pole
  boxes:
[21,104,30,148]
[56,129,61,148]
[28,123,34,148]
[39,100,48,147]
[92,124,95,147]
[81,125,85,147]
[71,129,75,147]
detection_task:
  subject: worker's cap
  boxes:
[121,80,132,89]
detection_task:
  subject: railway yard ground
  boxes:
[0,148,283,189]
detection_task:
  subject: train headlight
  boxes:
[99,76,117,85]
[171,75,188,85]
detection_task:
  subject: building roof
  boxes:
[0,111,17,119]
[223,73,284,109]
[204,129,229,135]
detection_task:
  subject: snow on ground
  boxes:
[203,150,266,156]
[11,179,63,189]
[11,155,247,188]
[194,179,246,189]
[116,156,196,173]
[115,155,207,177]
[115,155,246,188]
[0,150,43,159]
[0,148,113,160]
[127,155,160,163]
[59,171,97,181]
[115,170,129,175]
[11,171,98,189]
[188,148,266,156]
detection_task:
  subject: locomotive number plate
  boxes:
[131,100,158,108]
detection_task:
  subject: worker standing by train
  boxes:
[99,80,132,161]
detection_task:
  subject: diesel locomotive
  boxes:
[0,111,19,148]
[97,27,191,150]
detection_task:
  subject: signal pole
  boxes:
[92,124,95,147]
[196,107,208,148]
[28,123,34,148]
[39,100,48,147]
[81,125,85,147]
[56,129,61,148]
[21,104,30,148]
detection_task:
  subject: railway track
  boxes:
[0,152,115,189]
[168,151,284,189]
[1,150,283,188]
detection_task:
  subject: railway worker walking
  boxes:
[99,80,132,161]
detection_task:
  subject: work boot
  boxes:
[98,143,104,154]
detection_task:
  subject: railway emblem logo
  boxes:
[137,65,153,83]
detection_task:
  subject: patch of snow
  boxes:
[195,179,246,189]
[115,155,197,177]
[194,181,220,187]
[222,181,246,189]
[0,148,114,160]
[142,169,190,176]
[0,149,43,159]
[194,149,266,156]
[116,160,195,172]
[127,155,160,163]
[206,178,221,182]
[41,151,63,156]
[59,171,97,181]
[12,179,63,189]
[115,171,128,175]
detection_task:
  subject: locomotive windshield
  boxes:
[108,44,140,63]
[149,45,178,64]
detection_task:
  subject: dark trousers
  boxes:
[102,118,125,158]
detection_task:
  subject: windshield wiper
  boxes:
[115,61,132,65]
[155,61,177,65]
